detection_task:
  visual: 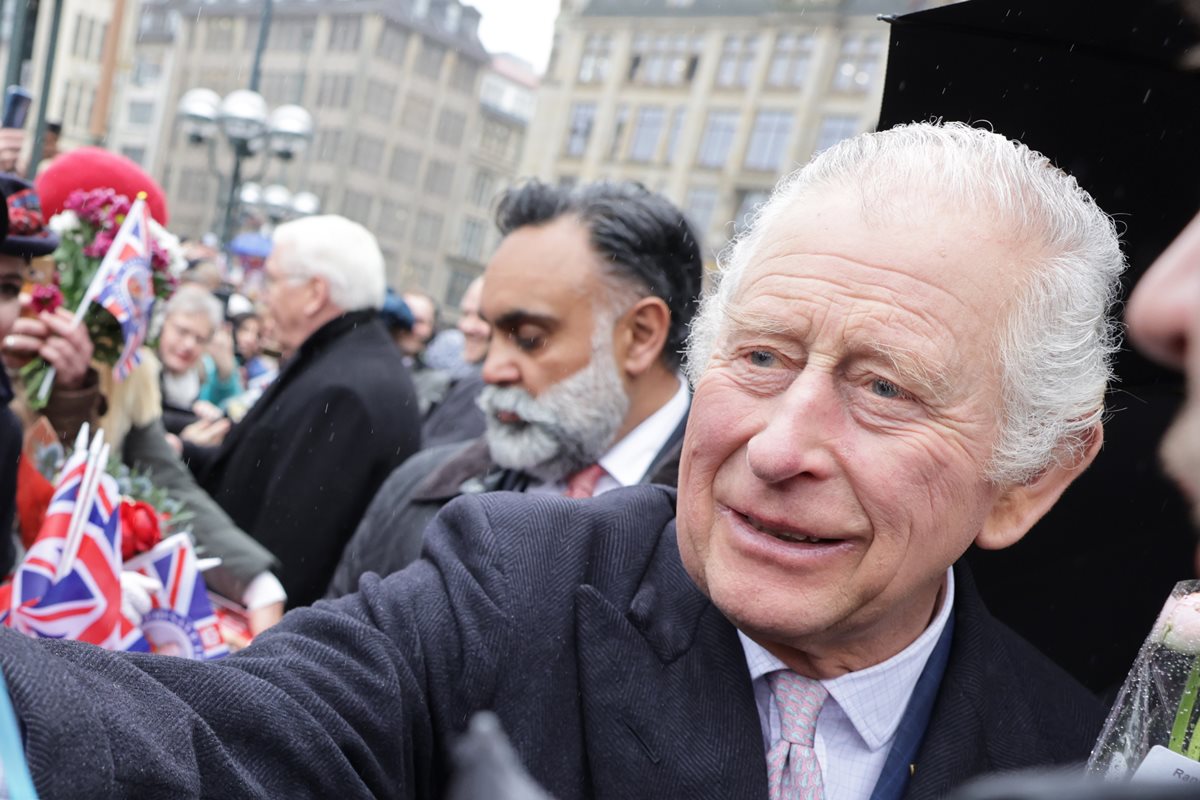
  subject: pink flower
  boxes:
[29,284,63,314]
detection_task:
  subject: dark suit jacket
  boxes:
[1,486,1102,799]
[195,310,420,607]
[324,412,687,598]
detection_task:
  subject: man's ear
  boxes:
[302,276,331,317]
[976,423,1104,550]
[618,296,671,377]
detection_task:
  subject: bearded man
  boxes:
[325,180,703,597]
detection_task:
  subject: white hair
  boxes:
[272,215,386,311]
[164,283,224,331]
[686,122,1126,485]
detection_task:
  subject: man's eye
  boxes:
[0,283,20,300]
[508,328,544,352]
[747,350,776,368]
[870,378,906,399]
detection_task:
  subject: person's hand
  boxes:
[180,416,231,447]
[119,570,163,625]
[247,601,284,635]
[192,399,223,421]
[0,127,24,173]
[208,325,237,381]
[3,308,95,389]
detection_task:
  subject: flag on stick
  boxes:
[124,533,228,660]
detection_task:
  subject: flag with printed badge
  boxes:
[124,533,228,660]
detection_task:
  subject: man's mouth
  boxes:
[494,410,525,426]
[737,511,834,545]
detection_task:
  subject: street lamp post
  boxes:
[175,87,313,249]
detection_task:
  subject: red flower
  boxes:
[120,499,163,561]
[29,284,63,314]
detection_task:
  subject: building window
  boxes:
[734,189,770,234]
[423,160,455,197]
[608,105,628,159]
[313,128,342,162]
[261,71,305,106]
[413,210,444,249]
[577,34,611,84]
[120,145,147,165]
[628,33,701,86]
[458,217,487,262]
[665,107,686,160]
[450,59,478,93]
[389,146,421,182]
[716,35,758,89]
[316,74,353,108]
[813,114,859,154]
[831,34,884,93]
[696,109,739,168]
[628,106,664,163]
[415,39,447,80]
[243,18,260,50]
[379,201,410,241]
[744,110,792,172]
[341,189,373,225]
[445,267,478,305]
[71,15,90,58]
[480,118,514,160]
[767,32,814,88]
[127,100,155,126]
[365,80,397,120]
[401,95,434,134]
[270,19,315,51]
[206,17,234,52]
[564,102,595,158]
[435,109,466,147]
[408,260,433,290]
[470,169,496,207]
[328,15,361,51]
[377,23,409,64]
[684,186,719,235]
[352,135,384,172]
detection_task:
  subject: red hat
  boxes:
[35,146,169,226]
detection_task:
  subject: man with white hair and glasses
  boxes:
[185,215,420,609]
[0,123,1111,799]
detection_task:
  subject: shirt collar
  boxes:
[738,567,955,751]
[597,374,689,487]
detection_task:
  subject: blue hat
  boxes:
[380,288,414,331]
[0,172,58,258]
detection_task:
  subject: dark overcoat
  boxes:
[1,486,1103,799]
[196,310,420,607]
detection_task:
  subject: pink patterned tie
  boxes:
[563,464,606,498]
[766,671,828,800]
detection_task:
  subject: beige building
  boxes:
[521,0,951,259]
[145,0,535,307]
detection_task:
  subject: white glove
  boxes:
[120,570,164,624]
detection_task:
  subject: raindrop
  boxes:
[1144,88,1153,104]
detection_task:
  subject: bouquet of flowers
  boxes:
[21,188,184,409]
[1089,580,1200,784]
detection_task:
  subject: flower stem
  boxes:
[1170,655,1200,754]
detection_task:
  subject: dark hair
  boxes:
[494,180,703,369]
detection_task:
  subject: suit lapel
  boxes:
[575,521,766,799]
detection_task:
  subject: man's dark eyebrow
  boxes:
[486,309,558,330]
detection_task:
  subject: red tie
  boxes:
[564,464,606,498]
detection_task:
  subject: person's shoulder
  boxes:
[430,486,679,595]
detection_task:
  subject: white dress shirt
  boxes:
[738,568,955,800]
[527,375,689,497]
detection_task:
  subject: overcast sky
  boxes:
[467,0,561,74]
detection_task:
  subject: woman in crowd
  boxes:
[157,284,241,435]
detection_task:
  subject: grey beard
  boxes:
[477,343,630,484]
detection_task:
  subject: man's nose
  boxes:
[481,341,520,386]
[1127,211,1200,371]
[745,367,842,485]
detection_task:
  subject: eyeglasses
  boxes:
[164,317,214,346]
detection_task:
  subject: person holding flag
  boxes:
[0,150,288,633]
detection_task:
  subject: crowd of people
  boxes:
[0,87,1199,799]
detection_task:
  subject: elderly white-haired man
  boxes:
[185,215,421,608]
[0,123,1116,799]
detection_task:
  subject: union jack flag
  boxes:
[125,533,228,661]
[0,445,146,651]
[82,196,156,381]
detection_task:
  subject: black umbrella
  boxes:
[878,0,1200,694]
